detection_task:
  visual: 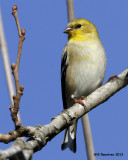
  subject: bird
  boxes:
[61,18,106,153]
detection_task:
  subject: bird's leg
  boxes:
[71,95,86,106]
[106,75,119,83]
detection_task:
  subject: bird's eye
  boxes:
[77,24,82,28]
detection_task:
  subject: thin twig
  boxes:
[16,29,25,72]
[12,5,21,36]
[10,5,26,129]
[0,9,23,129]
[0,9,15,105]
[66,0,75,22]
[82,115,95,160]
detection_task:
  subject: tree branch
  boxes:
[0,138,33,160]
[0,68,127,159]
[0,126,35,143]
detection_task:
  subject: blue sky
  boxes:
[0,0,128,160]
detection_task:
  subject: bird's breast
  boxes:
[65,40,106,105]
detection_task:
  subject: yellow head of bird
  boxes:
[64,18,99,41]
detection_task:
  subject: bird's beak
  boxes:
[63,27,73,33]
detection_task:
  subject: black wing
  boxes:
[61,51,68,109]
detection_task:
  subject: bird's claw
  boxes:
[106,75,119,83]
[71,96,86,107]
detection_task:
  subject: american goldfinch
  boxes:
[61,18,106,153]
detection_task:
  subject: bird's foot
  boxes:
[106,75,119,83]
[71,95,86,107]
[80,96,87,100]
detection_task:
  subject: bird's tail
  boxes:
[61,122,77,153]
